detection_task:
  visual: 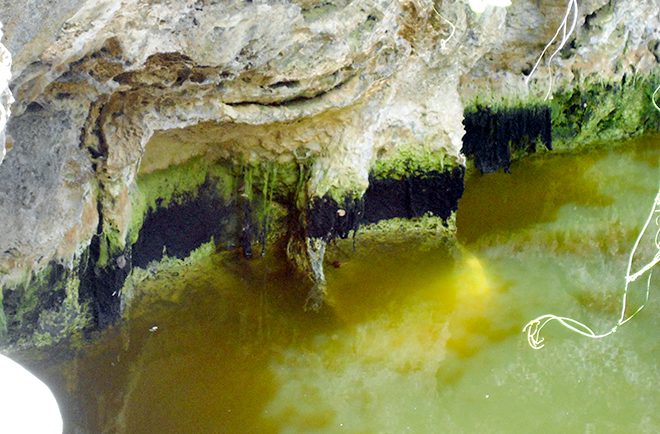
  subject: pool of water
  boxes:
[39,136,660,433]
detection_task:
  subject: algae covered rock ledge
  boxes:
[0,0,658,348]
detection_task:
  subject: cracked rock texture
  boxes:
[0,23,12,165]
[0,0,658,286]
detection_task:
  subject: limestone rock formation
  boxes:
[0,0,657,347]
[0,22,12,165]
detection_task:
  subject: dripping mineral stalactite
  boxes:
[302,194,364,310]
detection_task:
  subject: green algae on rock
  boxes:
[370,147,462,181]
[460,74,659,173]
[1,261,89,349]
[550,74,660,151]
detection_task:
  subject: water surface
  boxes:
[41,136,660,433]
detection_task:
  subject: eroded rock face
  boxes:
[0,0,657,343]
[0,98,97,283]
[460,0,660,99]
[0,22,12,165]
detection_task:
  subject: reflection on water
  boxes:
[40,136,659,433]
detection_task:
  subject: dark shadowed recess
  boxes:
[462,105,552,173]
[78,179,240,330]
[78,201,131,330]
[78,246,131,330]
[131,180,238,268]
[306,196,365,241]
[306,167,465,242]
[363,167,465,224]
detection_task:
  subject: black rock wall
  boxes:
[306,166,465,242]
[1,262,68,344]
[462,105,552,173]
[306,196,364,241]
[363,167,465,224]
[132,180,237,268]
[78,177,240,330]
[78,200,129,330]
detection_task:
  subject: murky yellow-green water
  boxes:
[41,136,660,433]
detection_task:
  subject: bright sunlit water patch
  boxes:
[33,135,660,433]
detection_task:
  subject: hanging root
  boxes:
[431,5,456,49]
[524,0,578,100]
[523,315,618,350]
[652,84,660,112]
[523,189,660,349]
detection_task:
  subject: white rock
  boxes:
[0,354,63,434]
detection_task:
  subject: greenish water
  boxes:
[42,136,659,433]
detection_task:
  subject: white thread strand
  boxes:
[652,84,660,112]
[523,189,660,349]
[432,6,456,50]
[525,0,578,100]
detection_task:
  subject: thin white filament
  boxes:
[523,315,616,350]
[432,6,456,49]
[653,84,660,112]
[524,0,578,100]
[523,189,660,349]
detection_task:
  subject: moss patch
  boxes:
[239,160,302,253]
[329,213,458,255]
[463,73,659,158]
[1,261,89,349]
[549,73,660,151]
[371,147,460,181]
